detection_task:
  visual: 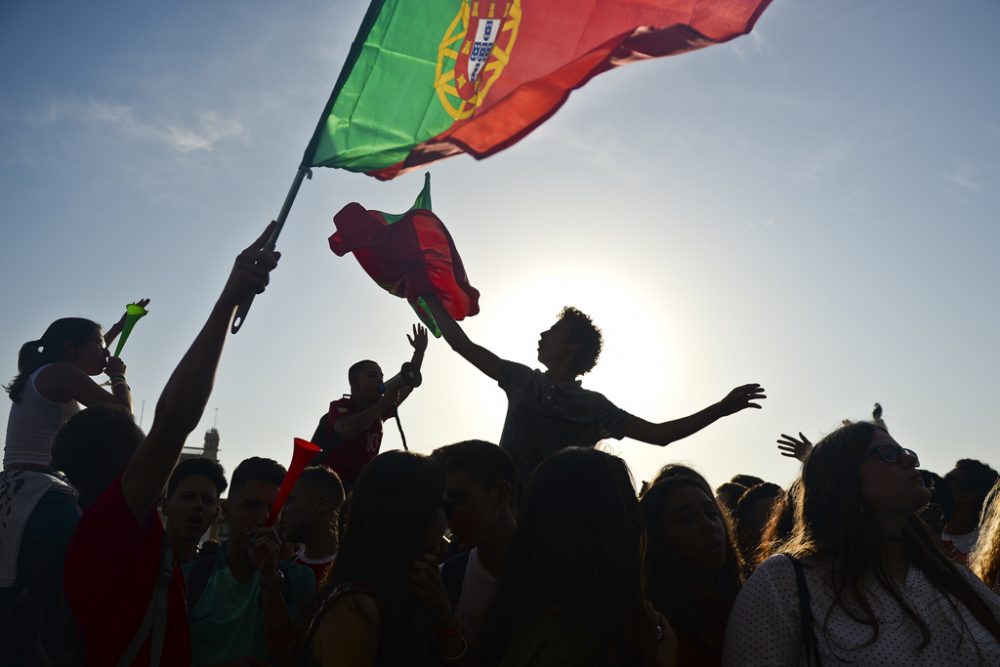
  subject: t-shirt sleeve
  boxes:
[592,396,628,441]
[497,361,535,392]
[721,555,803,666]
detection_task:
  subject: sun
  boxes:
[482,262,688,417]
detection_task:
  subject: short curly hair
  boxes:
[558,307,603,376]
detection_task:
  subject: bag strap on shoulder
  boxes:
[785,554,822,667]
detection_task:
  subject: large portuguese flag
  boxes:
[302,0,773,180]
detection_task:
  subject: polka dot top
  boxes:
[722,554,1000,666]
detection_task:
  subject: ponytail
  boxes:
[5,318,101,402]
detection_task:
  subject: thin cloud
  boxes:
[795,141,854,184]
[950,163,984,192]
[731,28,769,62]
[27,98,246,153]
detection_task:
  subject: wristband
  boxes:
[109,375,127,383]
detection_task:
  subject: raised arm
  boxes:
[623,384,766,447]
[121,223,279,522]
[36,356,132,413]
[423,294,504,381]
[391,323,428,411]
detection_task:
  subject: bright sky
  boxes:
[2,0,998,493]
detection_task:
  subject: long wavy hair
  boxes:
[782,421,1000,650]
[319,450,445,663]
[6,318,100,402]
[970,480,1000,591]
[755,479,801,567]
[480,448,658,667]
[640,465,743,654]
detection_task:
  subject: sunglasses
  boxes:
[853,444,919,468]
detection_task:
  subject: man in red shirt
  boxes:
[310,324,427,489]
[51,223,280,666]
[278,465,345,585]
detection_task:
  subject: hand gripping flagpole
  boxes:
[230,166,310,334]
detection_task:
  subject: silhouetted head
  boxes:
[51,403,143,505]
[163,457,228,545]
[430,440,516,550]
[6,318,106,402]
[348,359,383,404]
[537,307,603,376]
[481,448,656,666]
[279,465,345,545]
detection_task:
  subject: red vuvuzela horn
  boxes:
[266,437,322,526]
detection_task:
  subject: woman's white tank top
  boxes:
[4,364,81,467]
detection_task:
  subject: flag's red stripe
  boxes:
[369,0,771,180]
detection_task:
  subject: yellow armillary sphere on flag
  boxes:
[435,0,522,121]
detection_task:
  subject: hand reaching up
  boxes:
[777,432,813,461]
[408,323,428,355]
[220,222,281,309]
[717,384,767,416]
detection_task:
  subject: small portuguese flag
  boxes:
[329,174,480,337]
[302,0,774,180]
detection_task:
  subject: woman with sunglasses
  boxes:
[722,421,1000,665]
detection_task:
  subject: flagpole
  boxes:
[230,166,310,334]
[229,0,385,334]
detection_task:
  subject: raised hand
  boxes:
[777,432,813,461]
[408,323,428,355]
[248,526,281,577]
[220,222,281,309]
[717,383,766,416]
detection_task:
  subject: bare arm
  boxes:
[312,594,380,667]
[103,298,150,346]
[623,384,766,447]
[333,394,397,439]
[423,294,504,382]
[394,323,427,410]
[35,361,132,412]
[120,223,279,522]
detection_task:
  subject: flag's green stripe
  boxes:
[305,0,460,172]
[300,0,389,168]
[380,173,433,225]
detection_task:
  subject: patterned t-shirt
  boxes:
[497,361,629,482]
[722,554,1000,666]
